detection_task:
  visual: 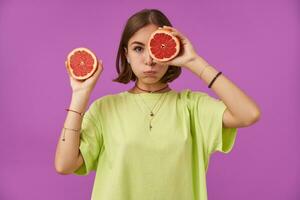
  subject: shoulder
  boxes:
[176,88,213,104]
[176,89,223,112]
[90,91,128,109]
[84,93,123,121]
[177,89,208,99]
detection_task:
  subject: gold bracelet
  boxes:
[61,127,81,142]
[200,64,210,78]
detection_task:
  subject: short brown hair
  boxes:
[112,9,182,84]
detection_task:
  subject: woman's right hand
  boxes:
[65,59,104,95]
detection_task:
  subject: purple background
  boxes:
[0,0,299,199]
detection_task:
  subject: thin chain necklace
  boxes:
[133,83,170,131]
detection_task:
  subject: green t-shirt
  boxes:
[73,89,238,200]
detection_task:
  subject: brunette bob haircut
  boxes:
[112,9,182,84]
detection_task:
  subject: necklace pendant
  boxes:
[150,112,154,117]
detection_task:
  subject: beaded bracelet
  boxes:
[208,71,222,88]
[65,108,85,117]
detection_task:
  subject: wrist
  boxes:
[72,89,92,97]
[186,56,210,77]
[70,92,91,113]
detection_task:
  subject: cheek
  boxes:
[129,63,142,75]
[129,51,144,60]
[160,65,169,74]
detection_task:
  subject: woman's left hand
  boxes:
[152,25,199,68]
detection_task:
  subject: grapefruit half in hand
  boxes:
[66,47,98,80]
[148,29,180,62]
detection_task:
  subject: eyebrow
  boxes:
[130,41,145,46]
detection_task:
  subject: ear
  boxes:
[124,47,130,63]
[124,47,128,56]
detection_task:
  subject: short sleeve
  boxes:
[186,90,238,155]
[73,100,104,176]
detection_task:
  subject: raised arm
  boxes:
[187,56,261,128]
[54,58,103,174]
[54,91,90,174]
[152,26,261,128]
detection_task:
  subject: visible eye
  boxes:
[133,46,143,53]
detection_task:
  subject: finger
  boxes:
[160,26,182,38]
[162,25,173,29]
[163,26,185,40]
[159,25,175,33]
[162,25,176,31]
[154,59,169,67]
[65,61,71,75]
[98,59,103,71]
[170,31,185,41]
[94,59,104,76]
[65,61,78,82]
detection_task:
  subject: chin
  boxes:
[140,77,160,84]
[142,80,158,84]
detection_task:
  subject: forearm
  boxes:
[186,56,261,124]
[54,91,90,174]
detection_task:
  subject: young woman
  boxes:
[55,8,261,200]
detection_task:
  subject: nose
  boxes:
[144,48,155,66]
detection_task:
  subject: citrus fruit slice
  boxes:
[148,29,180,62]
[66,47,98,80]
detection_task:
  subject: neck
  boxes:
[131,81,171,94]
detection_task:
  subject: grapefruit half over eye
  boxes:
[66,47,98,80]
[148,29,180,62]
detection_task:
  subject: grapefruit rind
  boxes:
[66,47,98,80]
[148,29,180,62]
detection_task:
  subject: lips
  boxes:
[143,71,157,74]
[143,71,157,77]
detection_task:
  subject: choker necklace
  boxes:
[135,83,169,93]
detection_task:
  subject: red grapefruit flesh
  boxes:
[148,29,180,62]
[66,47,98,80]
